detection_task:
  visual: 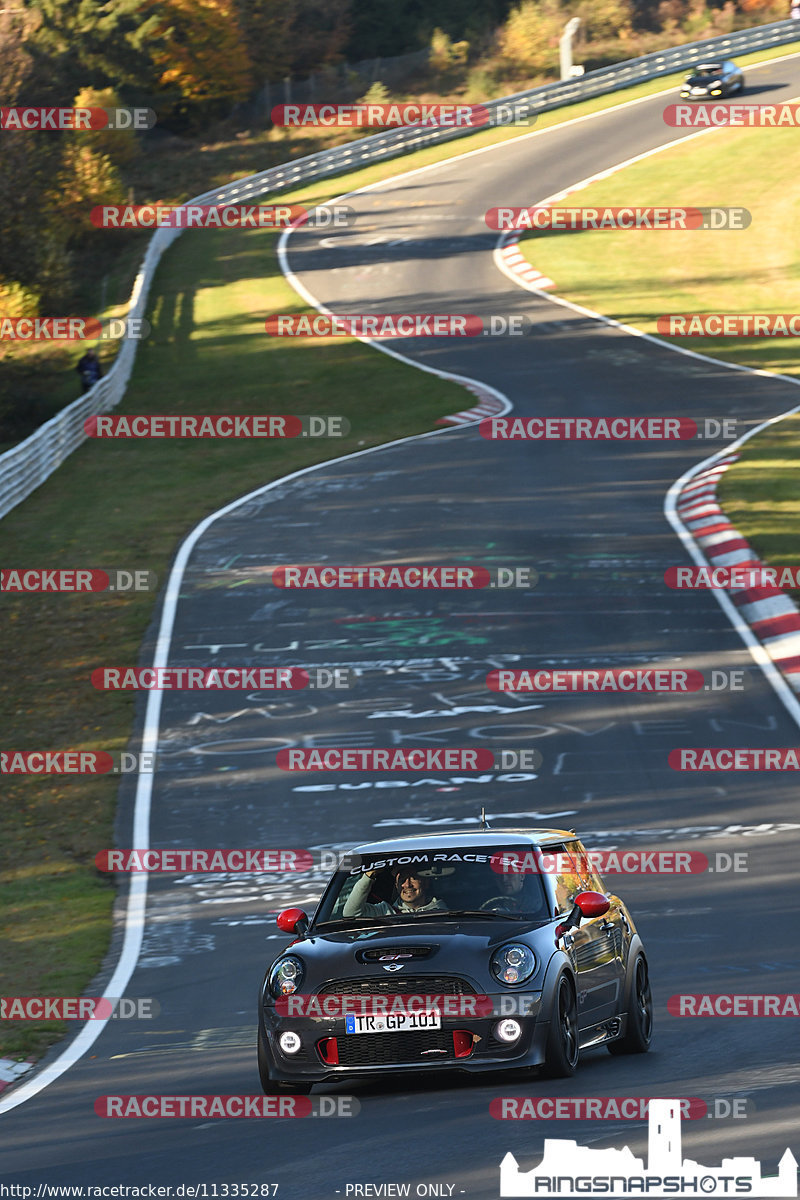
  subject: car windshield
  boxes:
[690,67,722,80]
[313,846,552,925]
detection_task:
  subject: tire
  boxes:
[608,954,653,1056]
[540,975,579,1078]
[258,1027,314,1095]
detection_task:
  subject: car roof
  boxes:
[347,827,580,855]
[695,61,725,69]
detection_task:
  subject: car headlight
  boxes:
[268,955,305,998]
[491,944,536,986]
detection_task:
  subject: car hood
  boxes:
[273,916,554,982]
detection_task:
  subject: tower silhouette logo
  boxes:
[500,1099,797,1197]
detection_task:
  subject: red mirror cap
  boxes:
[574,890,610,919]
[276,907,308,934]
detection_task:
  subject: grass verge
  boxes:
[513,77,800,596]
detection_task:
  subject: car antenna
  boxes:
[480,806,491,829]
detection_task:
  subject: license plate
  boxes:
[345,1011,443,1034]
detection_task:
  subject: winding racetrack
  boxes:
[2,53,800,1199]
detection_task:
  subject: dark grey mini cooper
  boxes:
[258,828,652,1093]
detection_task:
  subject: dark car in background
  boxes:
[257,828,653,1093]
[680,59,744,99]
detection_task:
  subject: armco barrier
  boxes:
[1,19,798,520]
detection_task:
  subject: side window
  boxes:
[570,840,606,895]
[551,844,587,915]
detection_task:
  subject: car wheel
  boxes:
[258,1028,314,1095]
[541,975,579,1077]
[608,954,653,1055]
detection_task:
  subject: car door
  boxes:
[550,841,624,1029]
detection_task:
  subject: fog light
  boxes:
[279,1031,301,1054]
[495,1018,522,1043]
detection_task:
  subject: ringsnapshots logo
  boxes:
[0,107,156,131]
[271,564,536,589]
[499,1099,797,1197]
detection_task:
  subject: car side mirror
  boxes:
[276,907,309,937]
[560,890,610,933]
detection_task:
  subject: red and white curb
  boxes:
[498,237,555,290]
[676,455,800,692]
[436,384,507,426]
[0,1059,33,1094]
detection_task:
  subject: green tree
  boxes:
[23,0,161,105]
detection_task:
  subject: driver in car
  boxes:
[343,865,447,917]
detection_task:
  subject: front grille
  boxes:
[319,975,475,997]
[332,1028,455,1067]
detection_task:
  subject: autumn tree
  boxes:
[142,0,254,120]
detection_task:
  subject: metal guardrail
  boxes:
[2,18,798,520]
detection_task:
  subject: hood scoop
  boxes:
[356,945,436,964]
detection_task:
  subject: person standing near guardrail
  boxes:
[76,347,103,391]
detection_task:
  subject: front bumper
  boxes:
[260,992,549,1083]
